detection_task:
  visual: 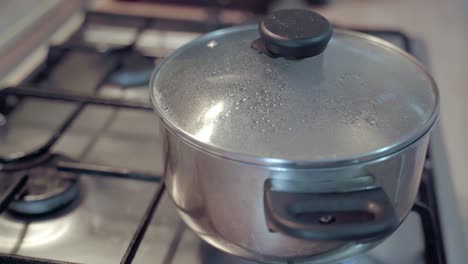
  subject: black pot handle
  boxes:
[264,179,398,240]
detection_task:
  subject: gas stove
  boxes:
[0,5,445,264]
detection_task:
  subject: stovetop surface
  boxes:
[0,9,444,264]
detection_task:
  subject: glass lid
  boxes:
[150,10,439,166]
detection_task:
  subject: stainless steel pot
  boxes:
[150,9,439,263]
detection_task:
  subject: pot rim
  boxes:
[150,25,440,168]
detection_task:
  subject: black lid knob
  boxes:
[259,9,333,58]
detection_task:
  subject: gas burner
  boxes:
[3,154,80,216]
[109,50,154,87]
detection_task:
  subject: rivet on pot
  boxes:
[319,215,336,224]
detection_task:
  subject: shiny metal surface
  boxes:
[162,117,430,262]
[153,21,438,262]
[0,99,78,159]
[151,25,439,166]
[136,193,425,264]
[0,177,158,264]
[0,100,163,263]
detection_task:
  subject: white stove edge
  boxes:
[430,122,466,264]
[0,0,85,85]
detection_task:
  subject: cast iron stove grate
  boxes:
[0,10,445,264]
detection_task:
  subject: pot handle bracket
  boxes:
[264,179,399,240]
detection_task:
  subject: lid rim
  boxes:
[158,112,437,168]
[150,27,440,168]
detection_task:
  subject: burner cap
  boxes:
[6,154,80,216]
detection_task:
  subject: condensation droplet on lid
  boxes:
[206,40,218,48]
